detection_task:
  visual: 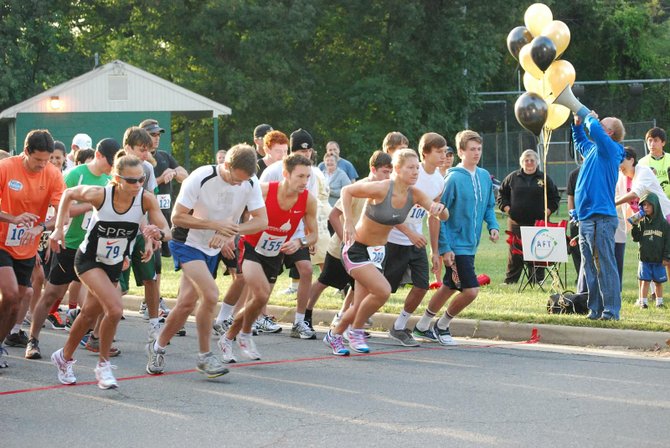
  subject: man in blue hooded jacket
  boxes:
[573,111,625,320]
[412,130,499,345]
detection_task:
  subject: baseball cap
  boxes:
[254,124,273,139]
[96,138,121,166]
[72,133,92,150]
[446,146,455,154]
[290,128,314,153]
[139,119,165,134]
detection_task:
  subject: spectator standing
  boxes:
[638,127,670,199]
[318,141,358,182]
[322,153,351,206]
[497,149,560,284]
[572,112,625,320]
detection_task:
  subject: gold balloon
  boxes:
[541,20,571,57]
[545,60,576,97]
[524,3,553,37]
[545,103,571,130]
[523,72,551,98]
[519,44,543,79]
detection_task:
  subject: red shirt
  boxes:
[0,156,65,259]
[245,182,308,257]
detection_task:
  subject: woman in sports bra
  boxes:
[48,153,171,390]
[324,148,449,356]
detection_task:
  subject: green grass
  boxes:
[132,211,670,333]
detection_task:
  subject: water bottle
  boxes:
[628,209,645,225]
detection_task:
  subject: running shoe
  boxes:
[94,360,118,389]
[158,297,171,317]
[281,285,298,295]
[145,340,166,375]
[139,301,147,318]
[237,333,261,360]
[343,328,371,342]
[0,346,8,368]
[331,312,342,327]
[291,321,316,340]
[432,323,458,346]
[175,326,186,337]
[323,330,349,356]
[196,352,229,378]
[412,325,438,343]
[79,333,91,347]
[212,317,233,337]
[23,312,32,326]
[217,336,237,363]
[47,311,66,330]
[4,330,28,347]
[65,309,80,329]
[51,348,76,384]
[85,336,121,357]
[347,328,370,353]
[25,338,42,359]
[256,315,282,333]
[388,327,420,347]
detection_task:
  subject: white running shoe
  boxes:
[217,336,237,363]
[51,348,76,384]
[94,361,118,389]
[237,334,261,360]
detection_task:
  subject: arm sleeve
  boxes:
[631,223,641,242]
[497,173,512,212]
[437,180,454,255]
[571,124,594,158]
[484,179,500,232]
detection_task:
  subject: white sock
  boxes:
[641,297,648,305]
[394,310,412,331]
[153,340,166,352]
[216,303,234,323]
[436,311,454,330]
[198,352,211,359]
[11,324,20,334]
[239,331,252,339]
[295,312,305,324]
[149,317,160,327]
[292,280,299,289]
[415,309,436,332]
[657,296,664,306]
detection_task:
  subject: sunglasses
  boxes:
[119,175,146,184]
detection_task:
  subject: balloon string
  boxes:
[542,126,552,227]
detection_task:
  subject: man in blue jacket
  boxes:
[412,130,499,345]
[573,112,625,320]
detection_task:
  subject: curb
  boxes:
[123,295,670,350]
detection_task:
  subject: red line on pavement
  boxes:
[0,335,540,397]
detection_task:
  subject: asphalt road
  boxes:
[2,315,669,448]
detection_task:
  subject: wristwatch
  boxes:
[39,222,47,232]
[300,237,308,248]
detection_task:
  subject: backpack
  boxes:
[547,292,589,315]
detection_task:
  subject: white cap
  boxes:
[72,133,92,150]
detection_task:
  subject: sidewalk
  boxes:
[123,295,670,351]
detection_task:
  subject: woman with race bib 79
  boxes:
[49,152,170,390]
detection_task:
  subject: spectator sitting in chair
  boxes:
[497,149,560,285]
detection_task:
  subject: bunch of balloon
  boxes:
[506,2,575,224]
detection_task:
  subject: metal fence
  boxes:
[479,120,656,191]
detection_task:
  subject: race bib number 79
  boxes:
[96,237,128,265]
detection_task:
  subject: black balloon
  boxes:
[530,36,556,72]
[506,26,532,61]
[514,92,548,136]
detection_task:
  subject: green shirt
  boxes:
[64,164,111,249]
[638,152,670,200]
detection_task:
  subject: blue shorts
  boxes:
[169,240,218,276]
[638,261,667,283]
[442,255,479,291]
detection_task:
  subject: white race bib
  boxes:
[5,223,29,247]
[96,237,128,265]
[405,204,427,226]
[157,194,171,210]
[366,245,386,269]
[254,232,287,257]
[81,210,93,230]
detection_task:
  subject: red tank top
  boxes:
[245,182,309,256]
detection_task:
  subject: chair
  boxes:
[505,230,539,292]
[530,219,569,294]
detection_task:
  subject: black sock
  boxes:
[305,309,313,326]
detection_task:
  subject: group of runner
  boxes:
[0,124,499,389]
